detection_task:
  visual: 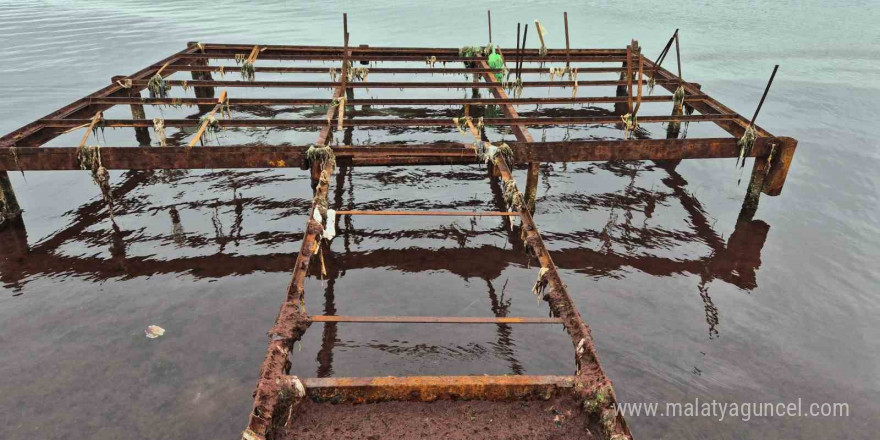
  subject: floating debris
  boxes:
[425,56,437,68]
[145,325,165,339]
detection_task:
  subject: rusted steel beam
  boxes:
[88,95,678,107]
[310,315,564,324]
[187,90,228,147]
[492,156,632,438]
[41,113,736,129]
[302,375,576,403]
[0,138,786,171]
[196,43,626,56]
[0,46,202,148]
[177,53,626,63]
[475,57,631,438]
[245,31,351,440]
[129,78,679,89]
[171,65,627,74]
[333,210,517,216]
[762,137,797,196]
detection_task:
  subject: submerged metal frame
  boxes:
[0,20,798,440]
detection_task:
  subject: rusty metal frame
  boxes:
[0,26,799,440]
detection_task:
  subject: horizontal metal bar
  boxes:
[301,375,576,403]
[168,65,627,75]
[133,78,680,89]
[40,114,734,129]
[310,315,563,324]
[0,138,787,170]
[88,95,678,107]
[177,53,627,63]
[333,210,517,216]
[197,43,626,56]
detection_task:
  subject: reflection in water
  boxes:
[0,96,774,436]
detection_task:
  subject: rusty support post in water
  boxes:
[525,162,540,213]
[111,76,152,146]
[0,171,22,228]
[188,43,216,112]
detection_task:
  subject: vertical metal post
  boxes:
[0,170,22,228]
[487,10,492,44]
[189,50,216,112]
[615,44,631,115]
[738,156,768,222]
[129,90,151,146]
[564,12,571,68]
[524,162,540,213]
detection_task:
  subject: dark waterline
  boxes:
[1,1,878,439]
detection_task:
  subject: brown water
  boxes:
[1,1,879,439]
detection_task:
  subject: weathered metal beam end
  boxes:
[302,375,576,403]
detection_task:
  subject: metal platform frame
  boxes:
[0,14,797,440]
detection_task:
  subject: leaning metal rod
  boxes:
[187,90,228,148]
[750,65,779,126]
[510,23,520,82]
[519,24,529,80]
[77,111,104,148]
[653,29,678,76]
[564,12,571,67]
[674,31,682,80]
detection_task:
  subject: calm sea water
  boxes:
[1,1,878,439]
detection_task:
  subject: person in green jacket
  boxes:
[487,47,505,82]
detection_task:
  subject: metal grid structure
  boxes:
[0,13,797,440]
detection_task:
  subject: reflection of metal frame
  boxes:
[0,24,796,440]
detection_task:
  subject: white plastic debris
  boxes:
[576,338,586,355]
[145,325,165,339]
[322,209,337,240]
[312,208,323,224]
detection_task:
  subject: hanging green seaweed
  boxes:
[672,85,685,112]
[451,116,469,135]
[507,77,523,99]
[147,73,168,99]
[736,125,758,168]
[305,144,336,170]
[197,114,221,146]
[77,145,115,219]
[240,60,255,81]
[496,142,514,167]
[620,113,638,139]
[503,179,525,212]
